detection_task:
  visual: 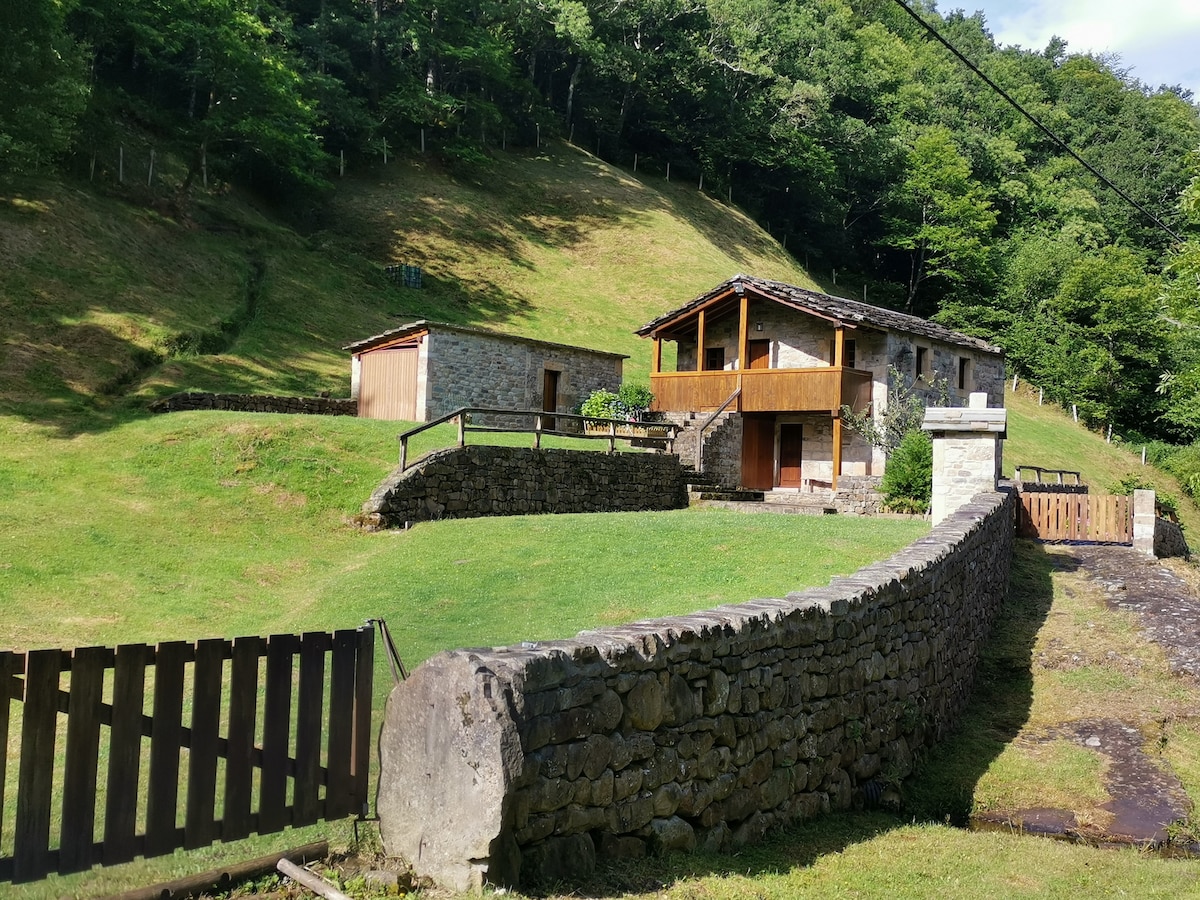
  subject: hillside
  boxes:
[0,142,813,425]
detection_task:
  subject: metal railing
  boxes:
[397,407,681,472]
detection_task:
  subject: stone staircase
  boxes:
[679,465,764,503]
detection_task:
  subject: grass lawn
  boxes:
[2,407,931,899]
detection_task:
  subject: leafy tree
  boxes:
[0,1,89,170]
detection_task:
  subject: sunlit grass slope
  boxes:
[1,141,814,428]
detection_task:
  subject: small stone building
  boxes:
[638,274,1005,491]
[346,320,627,422]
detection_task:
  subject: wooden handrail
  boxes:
[396,408,681,472]
[1014,464,1084,486]
[697,387,741,476]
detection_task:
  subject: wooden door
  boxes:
[748,339,771,370]
[358,348,418,420]
[779,424,803,488]
[741,415,775,490]
[542,369,560,430]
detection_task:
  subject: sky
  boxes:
[958,0,1200,96]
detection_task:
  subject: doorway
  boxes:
[542,369,559,430]
[779,424,803,488]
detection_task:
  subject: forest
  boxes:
[4,0,1200,455]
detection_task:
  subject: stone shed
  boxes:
[346,321,627,422]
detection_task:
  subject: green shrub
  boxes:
[580,389,620,419]
[581,384,654,421]
[881,429,932,514]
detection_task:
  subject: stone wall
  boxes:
[359,446,690,528]
[832,475,884,515]
[423,330,622,423]
[1154,516,1189,559]
[149,392,357,416]
[377,490,1015,891]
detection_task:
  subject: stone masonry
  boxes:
[359,446,690,528]
[923,393,1007,526]
[149,392,357,416]
[377,490,1015,891]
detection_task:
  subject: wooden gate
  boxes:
[0,626,374,883]
[1017,492,1133,543]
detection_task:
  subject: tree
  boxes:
[883,126,997,313]
[0,1,89,170]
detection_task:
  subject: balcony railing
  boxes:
[650,367,873,414]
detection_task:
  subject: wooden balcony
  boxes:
[650,367,873,414]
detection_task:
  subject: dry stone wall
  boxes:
[377,490,1015,891]
[149,392,356,416]
[360,446,689,528]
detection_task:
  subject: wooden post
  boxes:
[737,292,749,375]
[698,173,703,191]
[147,148,155,187]
[834,326,845,368]
[421,129,426,153]
[832,416,843,492]
[534,415,542,449]
[340,149,345,176]
[383,138,388,164]
[634,153,638,172]
[651,337,662,375]
[90,153,96,181]
[608,421,616,453]
[666,162,670,181]
[697,309,707,372]
[457,413,466,447]
[119,145,124,183]
[399,437,408,470]
[201,144,208,188]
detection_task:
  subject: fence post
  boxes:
[1132,489,1156,557]
[534,415,542,449]
[457,414,466,447]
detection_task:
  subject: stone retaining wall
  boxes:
[1155,516,1189,559]
[377,489,1015,891]
[149,392,357,416]
[359,446,690,528]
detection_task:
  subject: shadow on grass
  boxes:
[522,539,1067,897]
[901,539,1068,824]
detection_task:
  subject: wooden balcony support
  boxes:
[696,309,707,372]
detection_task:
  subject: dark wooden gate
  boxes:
[1017,492,1133,543]
[0,625,374,882]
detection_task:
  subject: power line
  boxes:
[888,0,1182,243]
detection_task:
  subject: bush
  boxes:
[581,384,654,421]
[881,429,932,514]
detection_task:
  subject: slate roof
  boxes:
[344,319,628,358]
[636,274,1002,355]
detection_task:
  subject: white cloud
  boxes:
[965,0,1200,93]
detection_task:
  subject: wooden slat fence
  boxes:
[0,626,374,883]
[1017,492,1133,543]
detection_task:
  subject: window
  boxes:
[705,347,725,370]
[958,356,971,391]
[915,346,928,380]
[845,340,856,370]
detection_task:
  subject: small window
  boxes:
[705,347,725,371]
[915,346,928,379]
[845,340,856,370]
[958,357,971,391]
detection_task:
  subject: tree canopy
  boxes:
[6,0,1200,441]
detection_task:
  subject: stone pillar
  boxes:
[922,392,1007,526]
[1132,489,1156,558]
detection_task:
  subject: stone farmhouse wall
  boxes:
[422,330,623,423]
[377,490,1015,891]
[359,446,689,528]
[149,392,356,416]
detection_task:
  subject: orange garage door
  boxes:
[359,347,418,420]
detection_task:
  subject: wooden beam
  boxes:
[834,326,845,368]
[832,415,843,492]
[697,309,707,372]
[651,338,662,375]
[738,294,749,372]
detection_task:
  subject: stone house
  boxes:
[346,320,626,422]
[636,274,1004,492]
